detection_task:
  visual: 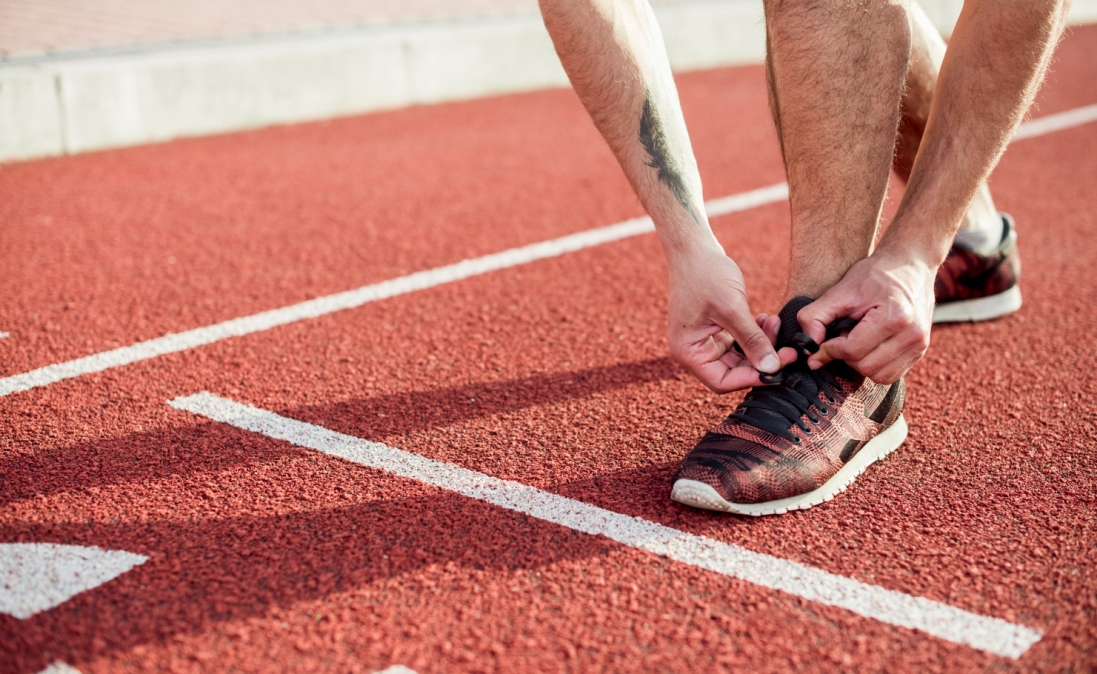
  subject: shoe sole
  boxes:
[670,414,908,516]
[932,285,1021,323]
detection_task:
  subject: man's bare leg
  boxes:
[895,2,1002,254]
[798,0,1068,382]
[763,0,912,300]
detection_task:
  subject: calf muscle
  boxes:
[763,0,913,299]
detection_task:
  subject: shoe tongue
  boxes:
[779,368,820,400]
[776,296,814,349]
[766,296,822,399]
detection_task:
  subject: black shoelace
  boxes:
[730,319,856,444]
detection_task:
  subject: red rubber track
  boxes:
[2,24,1096,674]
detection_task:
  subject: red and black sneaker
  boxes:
[933,214,1021,323]
[670,296,907,516]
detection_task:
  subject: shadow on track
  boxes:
[3,356,746,672]
[291,356,686,439]
[0,357,686,505]
[0,470,673,672]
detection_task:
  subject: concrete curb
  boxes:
[0,1,764,162]
[2,0,1094,163]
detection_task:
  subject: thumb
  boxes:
[796,291,854,346]
[720,305,781,374]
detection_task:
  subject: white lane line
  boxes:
[0,183,788,398]
[1014,103,1097,140]
[374,667,418,674]
[0,331,9,339]
[0,543,148,619]
[169,391,1043,660]
[36,663,83,674]
[2,101,1093,399]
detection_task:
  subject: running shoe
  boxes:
[933,214,1021,323]
[670,296,907,516]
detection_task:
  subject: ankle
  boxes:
[955,210,1003,254]
[954,188,1002,254]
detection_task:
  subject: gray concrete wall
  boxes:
[2,0,1094,163]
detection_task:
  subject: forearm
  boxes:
[880,0,1069,265]
[539,0,720,262]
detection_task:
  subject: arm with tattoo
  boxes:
[539,0,786,390]
[638,97,703,225]
[539,0,707,249]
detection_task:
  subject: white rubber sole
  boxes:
[670,414,908,516]
[932,285,1022,323]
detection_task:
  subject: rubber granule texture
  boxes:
[2,24,1097,674]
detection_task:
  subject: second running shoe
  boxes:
[933,213,1021,323]
[670,296,907,516]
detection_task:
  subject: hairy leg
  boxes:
[764,0,913,300]
[797,0,1068,383]
[895,2,1001,252]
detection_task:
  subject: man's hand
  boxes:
[668,246,796,393]
[797,250,935,384]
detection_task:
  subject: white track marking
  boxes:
[0,543,147,619]
[1014,103,1097,140]
[169,392,1043,660]
[0,183,787,398]
[36,663,83,674]
[0,331,9,339]
[2,102,1094,399]
[374,667,418,674]
[697,181,789,215]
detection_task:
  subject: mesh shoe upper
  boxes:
[672,297,906,505]
[935,214,1020,303]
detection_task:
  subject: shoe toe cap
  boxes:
[673,434,822,505]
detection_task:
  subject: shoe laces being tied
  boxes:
[732,298,858,444]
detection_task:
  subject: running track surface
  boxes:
[2,23,1096,674]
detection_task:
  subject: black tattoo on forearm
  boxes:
[638,95,700,224]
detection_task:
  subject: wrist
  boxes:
[657,224,724,268]
[876,217,955,269]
